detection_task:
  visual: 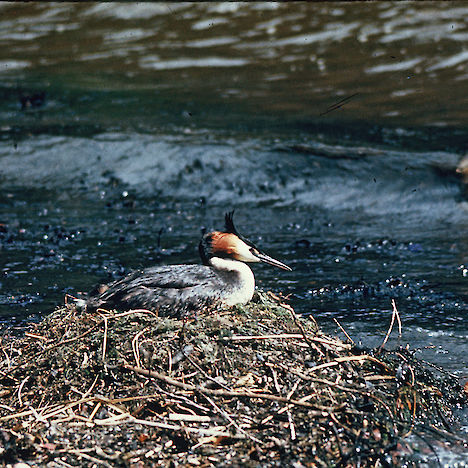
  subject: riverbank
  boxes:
[0,292,466,467]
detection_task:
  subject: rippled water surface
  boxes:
[1,3,467,461]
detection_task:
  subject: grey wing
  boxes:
[120,265,219,289]
[87,265,225,314]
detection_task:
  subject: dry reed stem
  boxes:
[1,344,13,371]
[131,328,147,369]
[393,298,402,338]
[24,332,48,341]
[184,353,233,392]
[224,333,351,349]
[96,308,158,319]
[67,449,113,468]
[305,354,392,374]
[17,375,29,407]
[8,309,161,372]
[202,393,263,443]
[282,302,324,356]
[94,413,240,438]
[87,402,102,423]
[98,313,109,362]
[168,413,213,422]
[333,317,355,345]
[125,364,330,413]
[378,299,402,354]
[275,363,396,423]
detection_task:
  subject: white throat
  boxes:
[209,257,256,305]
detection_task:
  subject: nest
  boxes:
[0,293,466,467]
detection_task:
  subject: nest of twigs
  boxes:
[0,292,466,467]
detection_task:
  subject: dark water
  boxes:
[1,3,467,462]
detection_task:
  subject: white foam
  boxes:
[0,60,30,71]
[428,51,468,71]
[366,58,422,74]
[139,56,248,70]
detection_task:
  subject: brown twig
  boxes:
[287,409,296,441]
[42,324,100,354]
[223,333,351,349]
[24,333,49,341]
[305,354,393,374]
[67,449,113,468]
[13,309,159,371]
[281,303,324,356]
[87,402,102,423]
[184,353,233,392]
[333,318,355,345]
[276,363,396,422]
[202,393,262,443]
[124,364,329,413]
[154,383,211,414]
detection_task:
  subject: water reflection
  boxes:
[0,2,467,128]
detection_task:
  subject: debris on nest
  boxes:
[0,292,466,467]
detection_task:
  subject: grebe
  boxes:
[86,212,291,316]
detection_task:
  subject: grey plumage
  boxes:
[85,212,290,316]
[86,264,238,316]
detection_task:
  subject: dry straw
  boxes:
[0,292,466,466]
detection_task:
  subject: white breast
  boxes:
[209,257,255,305]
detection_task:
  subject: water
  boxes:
[0,3,467,462]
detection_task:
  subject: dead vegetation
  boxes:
[0,293,466,467]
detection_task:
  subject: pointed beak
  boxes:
[256,251,292,271]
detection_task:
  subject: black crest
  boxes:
[224,211,238,234]
[223,211,256,247]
